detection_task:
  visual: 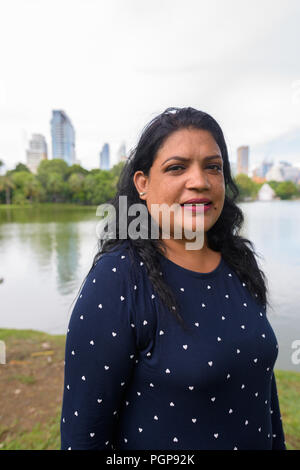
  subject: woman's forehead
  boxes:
[154,128,221,163]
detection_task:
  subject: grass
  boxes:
[0,328,299,450]
[0,409,61,450]
[0,328,65,450]
[0,328,64,342]
[274,370,300,450]
[9,374,36,385]
[0,328,66,354]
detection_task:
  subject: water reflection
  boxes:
[238,200,300,372]
[56,222,80,296]
[0,205,98,335]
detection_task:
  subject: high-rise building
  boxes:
[99,143,110,170]
[117,142,127,162]
[26,134,48,173]
[252,158,273,180]
[237,146,249,175]
[282,164,300,183]
[50,110,76,165]
[265,160,300,183]
[261,159,273,178]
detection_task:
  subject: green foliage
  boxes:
[11,171,44,203]
[109,161,126,180]
[14,163,31,173]
[266,180,299,199]
[66,164,89,179]
[267,180,281,191]
[67,173,86,203]
[275,181,299,200]
[83,170,116,205]
[233,174,300,202]
[4,157,297,206]
[0,174,15,204]
[234,173,260,201]
[0,159,123,205]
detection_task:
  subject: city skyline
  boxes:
[3,108,300,184]
[2,104,300,184]
[1,1,300,172]
[2,103,300,174]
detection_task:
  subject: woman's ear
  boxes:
[133,171,148,199]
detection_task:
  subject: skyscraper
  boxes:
[99,143,110,170]
[117,141,127,162]
[261,159,273,178]
[50,110,76,165]
[237,146,249,175]
[26,134,48,173]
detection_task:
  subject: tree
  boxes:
[110,161,126,181]
[66,164,89,179]
[37,159,69,186]
[83,171,116,205]
[11,171,43,203]
[234,174,259,201]
[14,162,31,173]
[46,172,66,202]
[68,173,86,203]
[275,181,298,200]
[0,175,15,204]
[267,180,281,192]
[37,159,69,202]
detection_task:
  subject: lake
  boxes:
[0,201,299,372]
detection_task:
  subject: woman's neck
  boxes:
[160,237,221,273]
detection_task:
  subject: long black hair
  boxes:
[80,107,269,328]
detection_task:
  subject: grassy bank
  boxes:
[0,328,299,450]
[0,329,65,450]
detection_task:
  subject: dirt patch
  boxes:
[0,334,65,443]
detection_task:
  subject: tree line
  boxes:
[0,159,125,205]
[0,159,299,205]
[234,173,300,201]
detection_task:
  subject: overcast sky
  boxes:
[1,0,300,171]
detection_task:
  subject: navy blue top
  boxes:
[60,240,286,450]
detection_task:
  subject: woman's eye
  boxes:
[166,165,185,172]
[207,164,222,172]
[166,164,222,172]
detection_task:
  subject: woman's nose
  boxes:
[185,168,211,190]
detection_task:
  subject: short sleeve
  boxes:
[270,372,286,450]
[60,251,139,450]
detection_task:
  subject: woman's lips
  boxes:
[181,202,212,213]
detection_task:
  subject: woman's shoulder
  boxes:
[87,240,148,293]
[92,240,140,274]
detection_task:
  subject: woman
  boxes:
[60,107,286,450]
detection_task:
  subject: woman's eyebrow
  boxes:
[161,155,223,166]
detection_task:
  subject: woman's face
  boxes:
[133,127,225,244]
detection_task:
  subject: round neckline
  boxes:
[158,251,224,279]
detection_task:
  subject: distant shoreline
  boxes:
[1,198,300,210]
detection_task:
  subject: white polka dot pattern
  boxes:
[60,241,286,451]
